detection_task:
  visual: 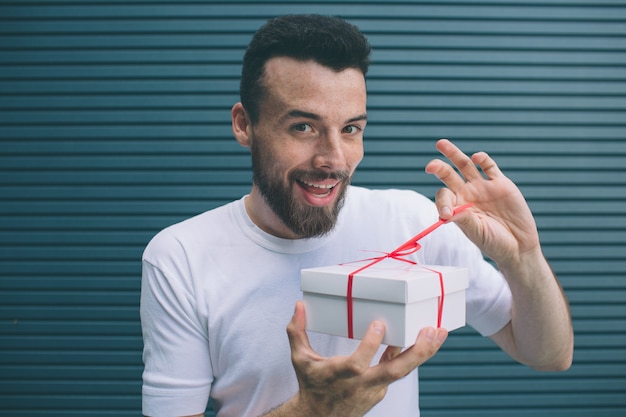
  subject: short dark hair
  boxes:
[240,14,372,123]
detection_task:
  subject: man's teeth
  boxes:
[300,180,336,189]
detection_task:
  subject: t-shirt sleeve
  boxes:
[463,254,513,337]
[140,234,212,417]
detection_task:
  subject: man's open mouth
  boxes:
[296,178,340,198]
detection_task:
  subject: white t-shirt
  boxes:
[141,186,512,417]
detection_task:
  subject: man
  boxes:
[141,14,573,417]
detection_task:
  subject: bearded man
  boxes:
[140,14,573,417]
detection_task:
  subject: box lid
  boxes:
[301,260,468,303]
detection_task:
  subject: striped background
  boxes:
[1,1,625,416]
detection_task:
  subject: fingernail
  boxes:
[436,329,447,343]
[372,321,385,335]
[424,327,435,341]
[441,206,452,218]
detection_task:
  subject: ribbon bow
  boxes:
[346,203,473,339]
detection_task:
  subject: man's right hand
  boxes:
[281,301,447,417]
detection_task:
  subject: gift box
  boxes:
[301,260,469,347]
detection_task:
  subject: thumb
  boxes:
[286,301,318,361]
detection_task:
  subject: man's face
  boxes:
[246,57,367,239]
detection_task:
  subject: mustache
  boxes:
[290,169,350,183]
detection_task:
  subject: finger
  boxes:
[286,301,319,362]
[393,327,447,370]
[369,327,448,385]
[344,321,386,375]
[435,138,483,182]
[425,158,466,192]
[472,151,503,180]
[379,345,403,364]
[434,188,458,220]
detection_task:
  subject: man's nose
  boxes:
[313,131,344,170]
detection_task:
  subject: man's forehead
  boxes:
[256,57,366,121]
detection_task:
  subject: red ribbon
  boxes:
[346,203,473,339]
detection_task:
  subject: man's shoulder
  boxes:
[143,199,240,260]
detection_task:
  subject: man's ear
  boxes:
[231,102,252,148]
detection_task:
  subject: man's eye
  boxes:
[293,123,312,132]
[343,125,361,134]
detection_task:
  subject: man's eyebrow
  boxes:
[285,110,321,120]
[284,110,368,124]
[347,114,368,124]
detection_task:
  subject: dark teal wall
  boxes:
[1,1,625,416]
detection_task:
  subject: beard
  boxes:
[250,140,350,239]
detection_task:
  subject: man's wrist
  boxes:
[259,393,316,417]
[498,245,551,286]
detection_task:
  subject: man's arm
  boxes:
[260,301,447,417]
[488,249,573,370]
[425,139,574,371]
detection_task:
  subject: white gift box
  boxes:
[301,260,469,347]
